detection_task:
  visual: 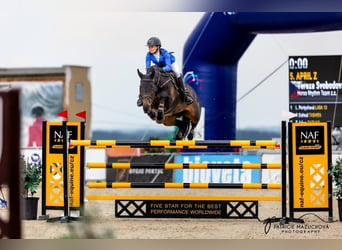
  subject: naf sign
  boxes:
[296,124,325,155]
[174,154,261,183]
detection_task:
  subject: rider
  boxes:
[137,36,193,107]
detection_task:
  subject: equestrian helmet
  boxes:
[147,37,161,46]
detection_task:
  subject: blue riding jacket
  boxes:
[146,48,175,72]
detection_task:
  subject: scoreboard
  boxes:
[289,55,342,127]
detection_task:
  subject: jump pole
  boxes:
[87,182,281,189]
[87,162,281,169]
[281,120,287,222]
[275,121,304,224]
[86,195,281,201]
[70,139,279,149]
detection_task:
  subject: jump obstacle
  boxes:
[80,135,284,219]
[70,139,280,149]
[86,162,282,169]
[42,120,333,222]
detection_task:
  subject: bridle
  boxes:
[141,67,176,104]
[140,78,156,103]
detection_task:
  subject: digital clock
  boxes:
[288,57,309,70]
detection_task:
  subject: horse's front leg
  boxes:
[147,109,157,121]
[156,101,165,123]
[156,93,167,123]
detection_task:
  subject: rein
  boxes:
[153,71,182,115]
[154,70,175,89]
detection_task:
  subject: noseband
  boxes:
[141,78,157,102]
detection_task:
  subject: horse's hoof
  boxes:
[148,111,156,120]
[156,118,164,124]
[157,111,164,122]
[176,133,183,140]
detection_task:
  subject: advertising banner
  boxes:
[289,122,332,215]
[174,154,261,183]
[42,122,83,211]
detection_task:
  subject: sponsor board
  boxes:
[42,122,83,209]
[289,122,332,215]
[174,154,261,183]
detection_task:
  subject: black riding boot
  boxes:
[177,76,193,105]
[137,95,143,107]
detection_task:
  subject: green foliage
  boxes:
[328,157,342,199]
[21,155,42,197]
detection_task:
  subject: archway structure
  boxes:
[183,12,342,140]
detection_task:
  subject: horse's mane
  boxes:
[147,66,176,80]
[147,65,160,74]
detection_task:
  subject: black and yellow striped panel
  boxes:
[85,195,282,201]
[87,182,281,189]
[71,139,279,148]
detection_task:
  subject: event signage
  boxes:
[288,122,332,217]
[115,200,258,219]
[42,121,84,212]
[174,154,261,183]
[289,55,342,127]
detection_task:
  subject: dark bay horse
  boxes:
[137,66,201,140]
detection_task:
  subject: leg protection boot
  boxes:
[137,95,143,107]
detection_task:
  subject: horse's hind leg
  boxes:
[175,120,183,140]
[187,121,198,140]
[174,117,191,140]
[174,119,186,140]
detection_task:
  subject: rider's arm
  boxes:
[161,49,172,72]
[145,52,152,70]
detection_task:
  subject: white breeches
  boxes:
[171,62,181,78]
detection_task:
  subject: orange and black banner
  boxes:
[41,121,84,216]
[288,122,332,220]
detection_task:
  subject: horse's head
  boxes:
[137,68,157,113]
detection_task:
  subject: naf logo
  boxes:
[300,130,320,140]
[49,125,78,154]
[295,125,325,155]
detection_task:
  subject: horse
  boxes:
[137,66,201,140]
